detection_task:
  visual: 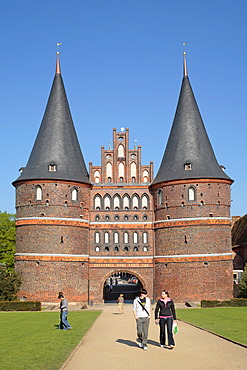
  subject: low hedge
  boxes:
[201,298,247,308]
[0,301,41,311]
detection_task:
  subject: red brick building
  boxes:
[13,54,234,302]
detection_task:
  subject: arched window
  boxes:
[94,195,102,209]
[71,188,78,201]
[118,144,124,158]
[133,232,138,244]
[104,195,111,209]
[133,246,139,252]
[132,195,139,209]
[94,170,100,183]
[188,186,196,201]
[106,163,112,180]
[95,246,100,252]
[143,170,149,182]
[131,162,137,178]
[123,232,129,244]
[118,162,124,180]
[114,232,119,244]
[158,189,163,205]
[95,232,100,244]
[104,232,109,244]
[143,232,148,244]
[113,195,120,209]
[123,195,130,209]
[36,186,42,201]
[142,194,149,209]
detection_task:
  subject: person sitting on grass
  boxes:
[58,292,72,330]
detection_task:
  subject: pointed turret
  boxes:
[152,55,232,185]
[13,54,90,185]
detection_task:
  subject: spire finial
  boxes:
[183,42,188,77]
[56,43,62,74]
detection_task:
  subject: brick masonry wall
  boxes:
[15,260,89,302]
[154,259,233,302]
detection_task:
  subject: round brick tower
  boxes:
[151,54,234,302]
[13,54,91,302]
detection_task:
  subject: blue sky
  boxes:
[0,0,246,216]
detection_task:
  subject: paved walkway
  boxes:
[62,304,247,370]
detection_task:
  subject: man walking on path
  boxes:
[133,288,151,350]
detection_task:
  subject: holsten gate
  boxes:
[13,54,234,303]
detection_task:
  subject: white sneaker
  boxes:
[160,344,165,348]
[137,341,143,348]
[143,346,148,351]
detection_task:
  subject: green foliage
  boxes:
[177,307,247,345]
[0,310,101,370]
[238,264,247,298]
[0,268,21,301]
[0,211,16,273]
[0,301,41,311]
[201,298,247,307]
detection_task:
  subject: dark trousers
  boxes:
[136,317,150,345]
[159,317,175,346]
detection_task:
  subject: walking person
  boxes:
[133,288,151,351]
[58,292,72,330]
[117,293,124,314]
[155,290,177,349]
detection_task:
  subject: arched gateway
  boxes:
[102,270,144,302]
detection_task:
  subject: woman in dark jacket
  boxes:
[155,290,176,348]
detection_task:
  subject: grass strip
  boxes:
[177,307,247,346]
[0,310,101,370]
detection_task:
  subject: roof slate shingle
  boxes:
[152,75,232,185]
[13,69,90,185]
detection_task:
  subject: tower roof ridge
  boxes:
[13,57,90,185]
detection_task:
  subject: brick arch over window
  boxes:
[141,193,149,209]
[113,194,121,209]
[36,185,42,201]
[132,194,140,209]
[103,194,111,209]
[188,186,196,201]
[123,194,130,209]
[71,187,78,201]
[94,194,102,209]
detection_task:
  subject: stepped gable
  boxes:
[152,56,232,185]
[13,56,90,185]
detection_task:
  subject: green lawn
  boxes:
[177,307,247,345]
[0,310,101,370]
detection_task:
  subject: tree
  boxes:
[0,211,16,273]
[0,268,21,301]
[238,264,247,298]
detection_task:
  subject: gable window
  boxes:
[49,163,56,171]
[94,170,100,183]
[184,162,192,171]
[131,162,137,179]
[118,144,124,158]
[106,163,112,180]
[158,189,163,205]
[118,162,124,180]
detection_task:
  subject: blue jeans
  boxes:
[59,311,71,330]
[159,317,175,346]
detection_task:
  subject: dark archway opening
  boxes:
[104,272,143,303]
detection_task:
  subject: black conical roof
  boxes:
[13,61,90,185]
[152,74,232,185]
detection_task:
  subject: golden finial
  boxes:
[183,42,188,77]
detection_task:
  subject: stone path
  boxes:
[61,303,247,370]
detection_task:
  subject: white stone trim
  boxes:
[154,217,231,224]
[16,217,90,223]
[154,252,233,258]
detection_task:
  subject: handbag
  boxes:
[173,322,179,334]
